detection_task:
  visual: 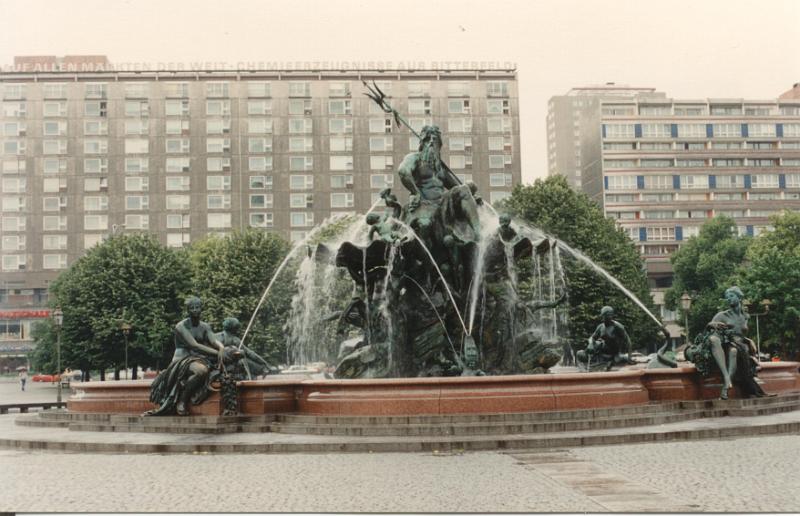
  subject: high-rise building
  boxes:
[0,57,521,362]
[546,84,664,202]
[601,93,800,329]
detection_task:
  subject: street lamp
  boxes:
[120,322,132,380]
[749,299,772,361]
[680,292,692,350]
[52,307,63,406]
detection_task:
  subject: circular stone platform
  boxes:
[65,362,800,417]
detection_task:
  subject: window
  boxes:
[249,156,273,171]
[166,119,191,135]
[42,140,68,155]
[84,196,108,211]
[749,159,776,167]
[125,214,149,230]
[166,195,190,210]
[639,142,671,151]
[165,157,189,173]
[43,215,67,231]
[125,195,149,210]
[2,102,26,117]
[166,176,190,191]
[641,124,671,138]
[330,156,354,171]
[289,81,311,97]
[206,100,231,116]
[370,155,394,170]
[786,174,800,188]
[1,216,25,231]
[289,157,313,171]
[331,192,354,208]
[450,155,473,169]
[643,210,674,220]
[2,177,26,193]
[207,213,232,229]
[487,136,508,152]
[606,175,637,190]
[249,176,271,189]
[748,123,776,137]
[680,175,709,189]
[369,136,392,152]
[487,81,508,97]
[84,214,108,230]
[43,121,67,136]
[489,173,513,187]
[166,214,190,229]
[247,99,272,115]
[487,117,512,133]
[166,233,190,248]
[332,174,355,188]
[249,213,273,228]
[124,139,148,154]
[123,82,148,98]
[646,227,675,241]
[710,105,742,116]
[84,101,107,117]
[248,118,273,134]
[207,194,231,209]
[674,105,706,116]
[42,177,66,193]
[676,159,705,168]
[448,118,472,133]
[489,155,510,169]
[783,124,800,137]
[121,177,146,192]
[207,157,231,172]
[124,119,148,136]
[448,99,470,114]
[409,99,431,115]
[605,194,636,203]
[1,196,26,212]
[42,254,68,270]
[328,100,352,115]
[43,83,67,99]
[2,235,25,251]
[206,138,230,153]
[289,137,312,153]
[247,82,270,97]
[676,124,705,138]
[163,82,189,98]
[1,254,25,271]
[330,136,353,152]
[288,99,312,115]
[290,212,314,227]
[288,118,313,134]
[165,99,190,116]
[641,159,673,168]
[206,82,229,98]
[408,81,430,97]
[290,175,313,190]
[605,124,635,139]
[3,140,25,155]
[43,101,67,117]
[43,158,66,174]
[249,193,273,209]
[715,175,743,189]
[82,120,108,136]
[409,117,432,133]
[369,118,392,134]
[329,118,353,133]
[206,176,231,191]
[84,177,108,192]
[713,158,743,167]
[35,197,57,216]
[713,123,742,138]
[84,83,107,99]
[487,99,510,115]
[124,100,149,117]
[205,118,231,134]
[751,174,779,188]
[248,137,272,153]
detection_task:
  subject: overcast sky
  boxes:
[2,0,798,183]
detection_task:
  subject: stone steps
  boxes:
[267,409,707,437]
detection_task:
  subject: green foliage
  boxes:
[45,234,192,373]
[189,229,292,365]
[29,320,56,373]
[502,175,661,350]
[736,212,800,359]
[664,216,750,340]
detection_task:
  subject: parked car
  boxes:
[32,374,57,383]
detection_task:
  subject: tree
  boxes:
[189,230,292,365]
[45,234,192,377]
[664,216,750,341]
[29,320,56,374]
[736,212,800,359]
[501,175,661,350]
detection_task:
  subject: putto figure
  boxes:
[577,306,634,371]
[145,296,226,416]
[686,286,772,399]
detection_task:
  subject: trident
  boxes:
[362,80,463,186]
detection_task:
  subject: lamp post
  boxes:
[120,322,132,380]
[52,307,63,405]
[680,292,692,350]
[749,299,772,361]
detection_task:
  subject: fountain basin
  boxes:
[66,362,800,416]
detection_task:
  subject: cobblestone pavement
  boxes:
[1,435,799,513]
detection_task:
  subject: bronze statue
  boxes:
[145,296,226,416]
[577,306,634,371]
[685,286,772,399]
[217,317,277,378]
